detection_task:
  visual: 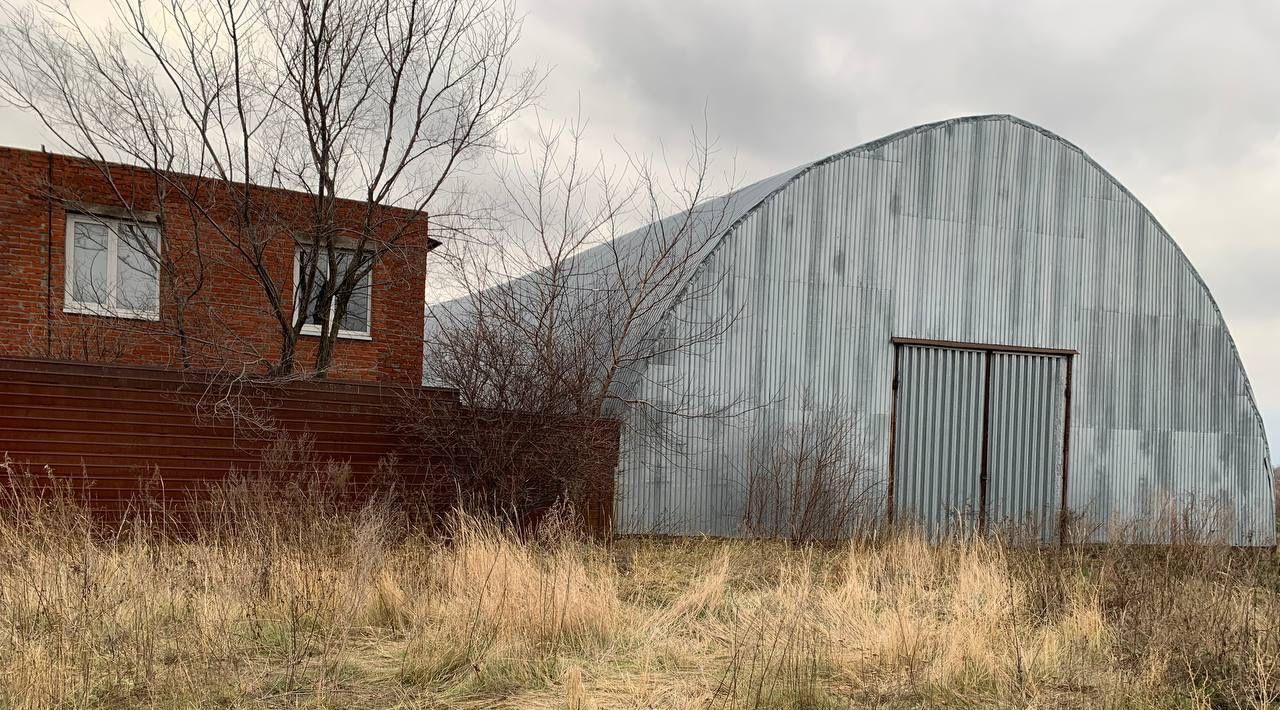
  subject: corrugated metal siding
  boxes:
[892,345,986,536]
[0,358,619,533]
[614,114,1273,544]
[986,352,1067,540]
[0,359,446,499]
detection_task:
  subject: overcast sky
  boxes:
[505,0,1280,457]
[0,0,1275,455]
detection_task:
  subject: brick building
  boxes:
[0,146,437,383]
[0,147,625,532]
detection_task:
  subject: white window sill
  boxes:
[64,302,160,322]
[299,326,373,341]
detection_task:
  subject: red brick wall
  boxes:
[0,147,429,384]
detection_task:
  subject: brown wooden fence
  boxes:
[0,357,618,532]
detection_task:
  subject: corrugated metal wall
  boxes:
[615,114,1273,544]
[0,358,620,532]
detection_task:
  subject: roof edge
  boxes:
[0,144,434,237]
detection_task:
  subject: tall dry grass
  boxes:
[2,461,1280,708]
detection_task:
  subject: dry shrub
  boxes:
[741,405,882,544]
[397,393,620,526]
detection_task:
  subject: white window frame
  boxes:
[293,247,373,341]
[63,213,161,321]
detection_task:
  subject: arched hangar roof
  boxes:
[576,113,1267,457]
[429,114,1268,461]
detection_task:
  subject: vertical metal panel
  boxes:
[986,352,1067,540]
[2,358,620,535]
[892,345,986,537]
[559,114,1276,543]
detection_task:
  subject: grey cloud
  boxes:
[529,0,1280,174]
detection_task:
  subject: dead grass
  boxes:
[2,471,1280,707]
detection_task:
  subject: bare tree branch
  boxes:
[426,116,745,437]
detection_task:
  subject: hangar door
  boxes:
[889,341,1072,540]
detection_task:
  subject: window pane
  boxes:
[296,249,329,327]
[71,221,109,305]
[296,248,372,334]
[340,273,370,333]
[117,224,159,313]
[337,253,371,333]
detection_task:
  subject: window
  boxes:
[64,214,160,320]
[294,247,372,339]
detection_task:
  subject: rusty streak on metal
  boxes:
[978,350,993,535]
[1059,354,1076,543]
[886,344,901,524]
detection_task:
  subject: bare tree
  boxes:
[418,116,745,526]
[0,0,538,377]
[426,115,741,420]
